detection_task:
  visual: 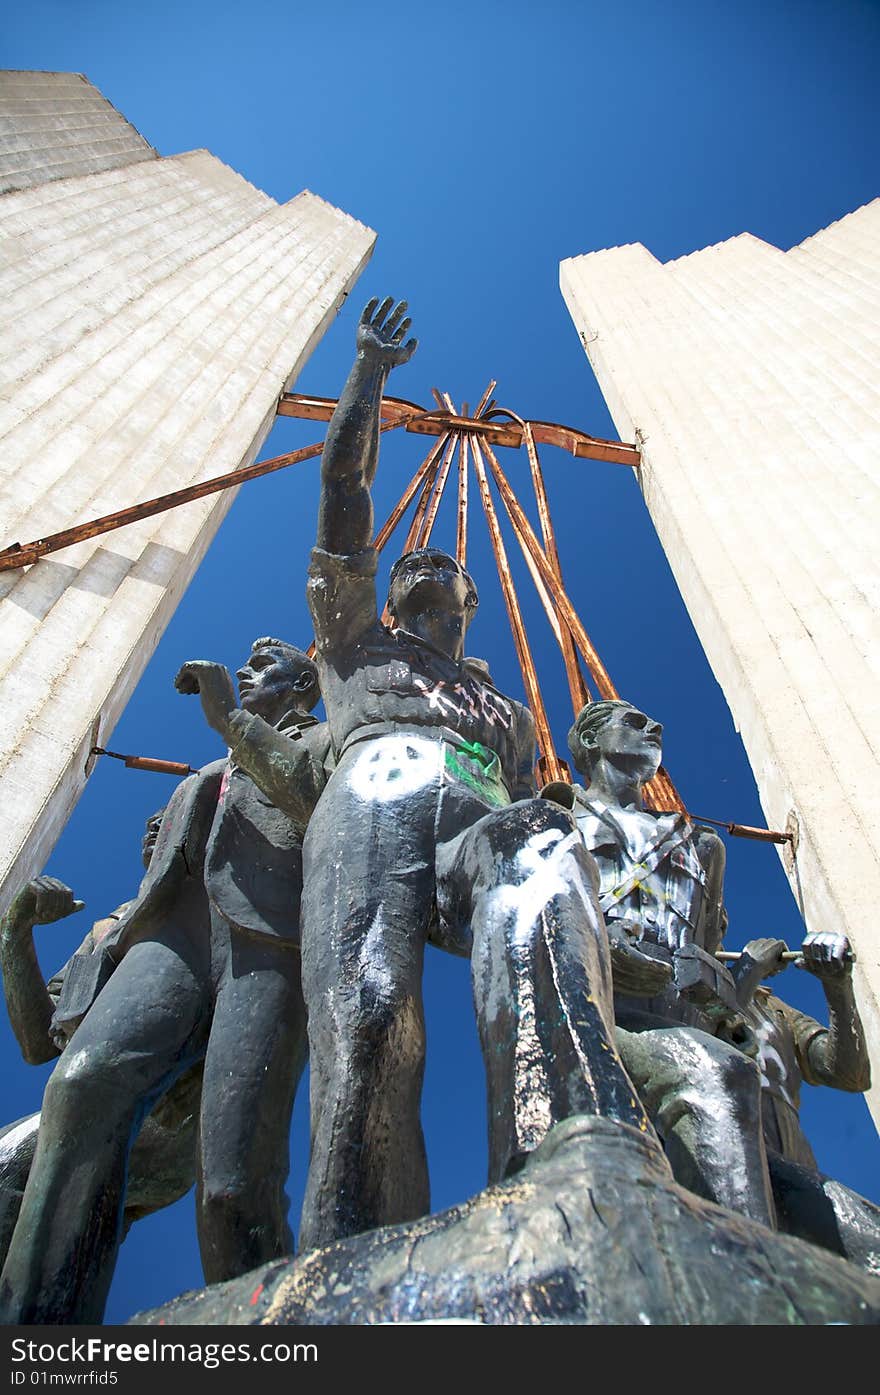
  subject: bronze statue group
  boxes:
[1,301,878,1325]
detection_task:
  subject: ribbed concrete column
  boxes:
[561,201,880,1127]
[0,72,376,917]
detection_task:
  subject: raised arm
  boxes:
[0,878,84,1065]
[317,297,416,555]
[175,660,329,833]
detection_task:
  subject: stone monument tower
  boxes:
[560,200,880,1127]
[0,70,375,918]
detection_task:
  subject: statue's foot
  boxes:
[609,933,672,997]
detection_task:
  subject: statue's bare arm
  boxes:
[734,932,870,1093]
[317,297,417,556]
[693,826,727,955]
[175,660,329,832]
[0,878,84,1065]
[799,933,870,1092]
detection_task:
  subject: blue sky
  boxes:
[2,0,879,1323]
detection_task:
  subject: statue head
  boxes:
[567,699,663,786]
[141,808,166,869]
[386,548,479,634]
[236,638,320,724]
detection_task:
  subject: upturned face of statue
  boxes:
[236,646,316,723]
[141,809,166,869]
[387,549,478,633]
[589,705,663,785]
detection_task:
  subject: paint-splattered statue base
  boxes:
[131,1114,880,1327]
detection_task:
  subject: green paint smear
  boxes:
[444,740,509,807]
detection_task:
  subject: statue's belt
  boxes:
[337,722,510,807]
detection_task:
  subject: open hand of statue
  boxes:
[356,297,417,369]
[10,876,84,931]
[798,931,853,982]
[174,660,237,739]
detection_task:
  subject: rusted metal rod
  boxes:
[480,439,617,699]
[277,392,640,465]
[480,439,684,813]
[473,380,498,419]
[678,813,792,845]
[377,434,454,628]
[373,434,451,552]
[276,391,423,425]
[470,439,564,784]
[90,747,195,777]
[456,434,469,567]
[0,416,414,572]
[715,950,800,963]
[520,416,591,713]
[418,433,458,547]
[404,445,445,554]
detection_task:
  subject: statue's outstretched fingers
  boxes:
[385,301,409,336]
[392,318,412,344]
[361,297,379,324]
[373,295,394,327]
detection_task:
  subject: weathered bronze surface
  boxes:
[2,298,878,1329]
[556,698,777,1226]
[259,299,664,1253]
[130,1116,880,1327]
[0,825,202,1269]
[734,933,880,1270]
[0,642,328,1324]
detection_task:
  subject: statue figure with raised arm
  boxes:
[552,698,778,1227]
[0,639,328,1324]
[259,297,673,1250]
[733,932,880,1270]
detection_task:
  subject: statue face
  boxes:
[388,549,476,631]
[589,705,663,783]
[141,809,165,869]
[236,647,313,722]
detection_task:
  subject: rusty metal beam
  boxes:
[418,433,458,547]
[373,434,451,553]
[0,416,416,572]
[276,392,639,466]
[474,380,497,418]
[277,392,423,426]
[470,439,564,785]
[479,438,684,811]
[521,420,591,714]
[489,410,640,466]
[456,434,469,568]
[482,438,617,700]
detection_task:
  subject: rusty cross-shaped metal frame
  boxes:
[278,384,683,812]
[0,384,802,843]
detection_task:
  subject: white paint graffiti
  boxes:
[408,671,514,733]
[347,734,443,804]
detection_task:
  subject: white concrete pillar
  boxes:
[0,72,376,917]
[561,201,880,1127]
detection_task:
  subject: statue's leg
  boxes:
[617,1024,777,1228]
[123,1063,203,1225]
[440,798,656,1185]
[0,1114,40,1269]
[298,768,436,1251]
[196,921,307,1282]
[0,1078,204,1260]
[768,1150,880,1272]
[0,931,209,1324]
